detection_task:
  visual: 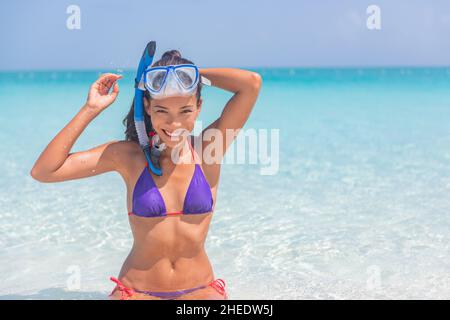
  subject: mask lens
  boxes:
[145,69,167,91]
[175,67,197,89]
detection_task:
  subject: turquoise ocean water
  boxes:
[0,67,449,299]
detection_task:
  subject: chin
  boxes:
[162,139,183,147]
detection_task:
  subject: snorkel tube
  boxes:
[134,41,164,176]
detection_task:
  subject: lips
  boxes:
[162,129,184,138]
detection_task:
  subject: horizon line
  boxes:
[1,65,450,73]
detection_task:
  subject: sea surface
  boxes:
[0,67,449,299]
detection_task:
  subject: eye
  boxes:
[182,110,193,113]
[156,110,167,113]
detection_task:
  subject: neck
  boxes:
[159,138,191,165]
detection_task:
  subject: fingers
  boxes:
[97,73,123,82]
[112,81,119,93]
[110,82,119,98]
[96,73,123,95]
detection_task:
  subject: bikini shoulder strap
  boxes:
[188,135,197,163]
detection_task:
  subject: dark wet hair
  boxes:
[122,50,203,142]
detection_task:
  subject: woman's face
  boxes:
[144,94,202,148]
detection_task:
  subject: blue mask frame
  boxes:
[143,64,200,98]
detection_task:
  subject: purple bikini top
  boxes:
[129,138,214,218]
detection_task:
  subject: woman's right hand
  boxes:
[85,73,123,113]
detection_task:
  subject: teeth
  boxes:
[163,129,182,137]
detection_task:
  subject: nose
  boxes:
[165,120,183,132]
[163,112,180,126]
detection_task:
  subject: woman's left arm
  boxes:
[198,68,262,158]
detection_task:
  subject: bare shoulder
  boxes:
[112,139,142,155]
[106,140,142,179]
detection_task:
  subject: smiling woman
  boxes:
[30,41,262,300]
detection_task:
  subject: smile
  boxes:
[162,129,184,138]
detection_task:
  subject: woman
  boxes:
[30,48,262,300]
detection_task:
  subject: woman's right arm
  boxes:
[30,73,126,183]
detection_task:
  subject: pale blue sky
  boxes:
[1,0,450,70]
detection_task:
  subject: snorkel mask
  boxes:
[138,64,211,99]
[133,41,210,176]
